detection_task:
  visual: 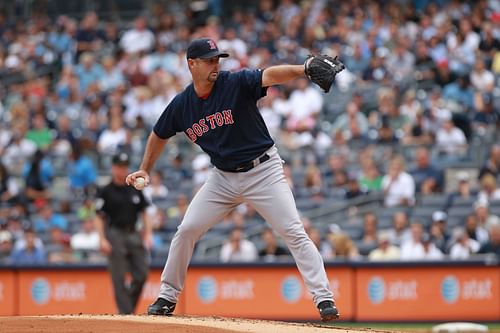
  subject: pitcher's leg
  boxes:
[245,162,333,305]
[158,172,239,303]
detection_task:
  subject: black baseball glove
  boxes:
[304,54,345,93]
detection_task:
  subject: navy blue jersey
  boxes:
[153,69,274,170]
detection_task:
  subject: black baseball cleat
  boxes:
[147,298,176,316]
[317,300,340,322]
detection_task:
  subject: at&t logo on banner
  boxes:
[367,277,385,304]
[31,278,51,304]
[441,275,492,303]
[441,275,460,304]
[281,276,302,303]
[197,276,218,303]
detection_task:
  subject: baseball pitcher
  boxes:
[126,38,344,321]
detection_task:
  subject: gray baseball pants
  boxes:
[158,146,334,306]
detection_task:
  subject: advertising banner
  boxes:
[183,266,354,320]
[0,271,16,315]
[16,269,180,316]
[18,270,116,315]
[356,266,500,321]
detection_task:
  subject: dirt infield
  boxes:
[0,315,397,333]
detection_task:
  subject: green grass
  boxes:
[323,322,500,333]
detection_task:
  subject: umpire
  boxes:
[95,152,152,314]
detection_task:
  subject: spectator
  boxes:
[344,43,370,76]
[219,227,258,262]
[433,59,457,88]
[0,161,20,203]
[413,41,436,90]
[143,170,169,202]
[345,176,367,200]
[191,153,211,192]
[474,199,500,231]
[258,228,289,262]
[479,224,500,259]
[479,22,500,61]
[362,54,389,83]
[385,40,415,85]
[9,228,46,264]
[368,232,400,261]
[77,197,96,221]
[442,76,474,111]
[409,147,443,194]
[464,213,490,246]
[385,211,412,246]
[25,113,53,151]
[76,12,104,57]
[120,16,155,55]
[67,142,97,195]
[70,217,100,252]
[332,102,369,139]
[477,173,500,203]
[99,55,125,92]
[52,115,77,157]
[430,211,450,253]
[302,164,324,202]
[46,226,73,263]
[22,150,54,202]
[324,154,349,188]
[382,155,415,207]
[359,213,378,255]
[165,153,192,189]
[449,228,480,260]
[284,77,322,133]
[167,193,189,221]
[96,115,129,155]
[447,171,477,206]
[435,117,468,157]
[401,223,443,260]
[470,58,495,93]
[0,226,13,263]
[479,144,500,179]
[33,204,69,233]
[1,127,37,175]
[75,52,105,94]
[358,158,383,192]
[326,224,360,260]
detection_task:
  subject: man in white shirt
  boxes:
[120,16,155,55]
[449,228,480,260]
[219,227,258,262]
[382,155,416,207]
[401,223,443,260]
[436,118,467,156]
[285,78,323,132]
[70,218,100,252]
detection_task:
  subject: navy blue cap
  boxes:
[186,38,229,59]
[112,152,130,165]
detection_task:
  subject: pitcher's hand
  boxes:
[126,170,150,188]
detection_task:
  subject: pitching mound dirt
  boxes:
[0,314,397,333]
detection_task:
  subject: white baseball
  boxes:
[134,177,146,190]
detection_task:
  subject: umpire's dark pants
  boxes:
[106,227,149,314]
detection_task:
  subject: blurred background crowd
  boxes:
[0,0,499,265]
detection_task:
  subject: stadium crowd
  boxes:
[0,0,499,265]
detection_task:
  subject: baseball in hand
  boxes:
[133,177,146,190]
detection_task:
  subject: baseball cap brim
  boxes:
[197,50,229,59]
